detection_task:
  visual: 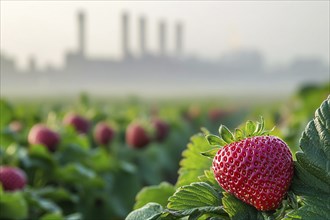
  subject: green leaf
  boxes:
[40,213,64,220]
[205,134,227,146]
[198,169,223,191]
[222,192,260,220]
[289,96,330,219]
[219,125,234,143]
[134,182,176,210]
[166,182,226,219]
[64,213,82,220]
[234,128,244,141]
[254,122,262,135]
[201,148,219,159]
[168,182,221,210]
[126,203,163,220]
[110,168,142,217]
[57,144,90,165]
[245,121,256,137]
[25,191,62,214]
[0,99,13,129]
[55,163,104,188]
[0,191,28,219]
[256,116,265,134]
[34,186,78,203]
[285,195,330,220]
[87,148,119,172]
[176,134,213,187]
[166,206,226,219]
[29,145,56,167]
[296,152,330,189]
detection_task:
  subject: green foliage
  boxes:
[128,95,330,220]
[0,99,13,129]
[198,169,222,190]
[2,86,328,220]
[204,117,274,159]
[40,212,64,220]
[222,193,260,220]
[134,182,175,210]
[126,203,164,220]
[55,163,104,188]
[286,96,330,219]
[219,125,235,143]
[279,83,329,154]
[176,133,213,187]
[168,182,222,210]
[1,96,201,219]
[0,189,28,219]
[206,134,227,146]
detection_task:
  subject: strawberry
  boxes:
[94,122,115,145]
[207,118,294,211]
[151,118,170,142]
[0,166,27,191]
[208,108,229,121]
[9,120,23,133]
[182,105,201,122]
[63,113,90,134]
[28,124,60,152]
[126,121,150,149]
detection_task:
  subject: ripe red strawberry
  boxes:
[211,124,294,211]
[63,113,90,134]
[126,122,150,149]
[0,166,27,191]
[151,118,170,142]
[208,108,229,121]
[28,124,60,152]
[94,122,115,145]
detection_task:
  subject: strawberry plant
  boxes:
[151,117,170,142]
[127,96,330,219]
[1,95,212,219]
[0,166,27,191]
[126,121,152,149]
[28,124,60,152]
[212,130,294,211]
[93,121,116,146]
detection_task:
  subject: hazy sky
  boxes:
[1,1,329,69]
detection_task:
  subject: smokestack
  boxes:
[139,16,146,57]
[28,55,36,72]
[175,22,183,56]
[77,11,86,57]
[159,20,166,56]
[122,12,130,58]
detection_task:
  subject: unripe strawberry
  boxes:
[0,166,27,191]
[151,118,170,142]
[63,113,90,134]
[28,124,60,152]
[94,122,115,145]
[126,122,150,149]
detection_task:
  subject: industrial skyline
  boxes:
[1,10,185,72]
[1,10,329,97]
[2,1,329,70]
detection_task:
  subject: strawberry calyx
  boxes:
[202,117,274,158]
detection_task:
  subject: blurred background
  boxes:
[0,1,329,220]
[1,1,329,98]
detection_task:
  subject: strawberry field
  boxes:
[0,83,329,220]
